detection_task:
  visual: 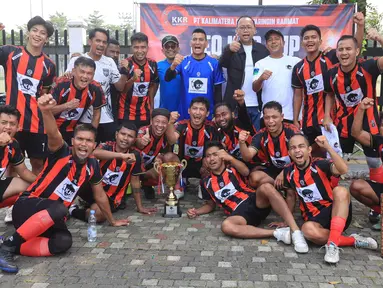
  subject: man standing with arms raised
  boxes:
[220,15,269,130]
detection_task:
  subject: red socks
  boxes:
[0,195,18,208]
[20,237,52,257]
[16,210,54,241]
[369,167,383,183]
[327,216,347,246]
[338,235,355,247]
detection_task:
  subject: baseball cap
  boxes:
[27,16,54,38]
[162,35,179,47]
[264,29,284,41]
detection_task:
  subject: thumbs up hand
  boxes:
[229,34,241,53]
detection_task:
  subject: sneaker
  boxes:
[0,245,18,273]
[143,186,155,199]
[273,227,291,245]
[4,206,13,224]
[350,234,378,250]
[372,220,381,231]
[369,209,381,224]
[323,242,340,264]
[291,230,309,253]
[197,185,203,200]
[68,204,78,216]
[174,189,184,200]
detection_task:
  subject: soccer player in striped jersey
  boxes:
[187,141,308,253]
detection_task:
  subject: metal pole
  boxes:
[30,0,32,18]
[258,0,263,5]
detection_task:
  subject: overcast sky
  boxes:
[1,0,382,30]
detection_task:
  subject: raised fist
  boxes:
[170,111,180,124]
[38,94,57,111]
[238,130,250,144]
[260,70,272,81]
[171,54,184,69]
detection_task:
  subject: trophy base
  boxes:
[163,203,182,218]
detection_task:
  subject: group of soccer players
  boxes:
[0,11,382,273]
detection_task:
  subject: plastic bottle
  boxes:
[87,210,97,242]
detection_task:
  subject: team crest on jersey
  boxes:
[296,183,323,203]
[189,77,208,94]
[133,82,149,97]
[103,68,110,77]
[214,181,237,203]
[27,69,33,76]
[103,169,123,186]
[339,87,363,107]
[17,73,39,97]
[305,74,324,95]
[54,178,80,203]
[60,108,84,120]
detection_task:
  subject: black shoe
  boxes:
[369,209,381,224]
[0,245,18,273]
[143,186,155,199]
[118,201,126,210]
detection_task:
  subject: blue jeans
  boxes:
[247,106,261,131]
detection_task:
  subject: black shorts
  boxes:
[13,196,68,233]
[302,126,322,146]
[231,193,271,226]
[16,131,47,159]
[96,122,118,143]
[263,166,283,179]
[183,160,202,179]
[77,183,118,213]
[307,203,352,230]
[340,137,379,157]
[0,177,13,201]
[366,180,383,203]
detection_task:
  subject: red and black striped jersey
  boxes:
[52,77,106,133]
[0,45,56,133]
[175,120,220,163]
[0,139,24,178]
[118,57,159,122]
[371,134,383,157]
[23,143,102,207]
[137,125,170,168]
[98,142,143,207]
[325,58,381,138]
[292,50,338,129]
[201,166,254,215]
[250,123,300,169]
[283,158,334,221]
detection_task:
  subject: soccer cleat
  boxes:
[0,245,18,273]
[273,227,291,245]
[143,186,155,199]
[368,209,381,224]
[323,242,340,264]
[4,206,13,224]
[350,234,378,250]
[68,204,79,216]
[291,230,309,253]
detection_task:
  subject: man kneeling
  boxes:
[187,141,308,253]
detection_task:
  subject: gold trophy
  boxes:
[154,160,187,218]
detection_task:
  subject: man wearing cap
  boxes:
[136,108,172,199]
[220,15,269,131]
[252,29,301,127]
[157,36,182,112]
[0,17,56,175]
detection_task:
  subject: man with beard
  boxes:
[187,141,308,254]
[292,13,365,156]
[165,28,225,120]
[0,105,37,223]
[220,15,269,130]
[157,35,182,112]
[0,94,129,273]
[66,28,129,142]
[105,38,121,120]
[252,29,301,126]
[52,57,106,145]
[69,122,157,222]
[166,97,220,198]
[214,89,255,160]
[0,17,56,175]
[239,101,300,188]
[136,108,172,199]
[324,30,383,187]
[119,32,159,129]
[280,134,377,264]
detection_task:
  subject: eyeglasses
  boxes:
[237,26,254,31]
[164,44,177,50]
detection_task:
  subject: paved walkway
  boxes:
[0,164,382,288]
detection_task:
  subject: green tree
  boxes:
[85,10,105,32]
[105,13,134,45]
[49,11,68,44]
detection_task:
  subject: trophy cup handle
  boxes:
[180,159,187,170]
[154,162,161,173]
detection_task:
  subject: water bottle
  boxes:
[87,210,97,242]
